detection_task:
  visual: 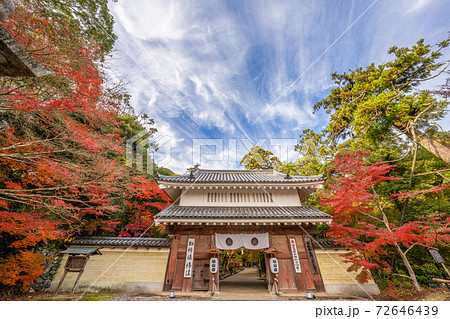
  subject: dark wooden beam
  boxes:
[0,24,53,77]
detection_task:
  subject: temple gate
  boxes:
[155,169,331,294]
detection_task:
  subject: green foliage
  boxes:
[154,166,177,176]
[240,146,281,170]
[291,37,450,293]
[40,0,117,53]
[279,129,334,175]
[315,38,449,144]
[375,132,450,222]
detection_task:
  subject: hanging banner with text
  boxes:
[184,238,195,277]
[215,233,269,250]
[289,238,302,273]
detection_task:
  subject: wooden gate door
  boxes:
[192,260,209,290]
[278,259,297,292]
[171,259,185,290]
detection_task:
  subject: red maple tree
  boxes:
[118,176,171,237]
[320,151,449,292]
[0,3,169,290]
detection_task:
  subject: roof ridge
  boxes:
[156,169,325,183]
[167,204,319,210]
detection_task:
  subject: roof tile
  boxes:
[71,237,172,247]
[313,239,344,249]
[155,204,331,220]
[156,169,324,184]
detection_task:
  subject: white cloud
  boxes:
[106,0,450,172]
[259,100,316,131]
[405,0,434,14]
[114,1,188,40]
[109,1,254,136]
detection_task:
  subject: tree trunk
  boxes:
[394,243,422,292]
[406,128,450,164]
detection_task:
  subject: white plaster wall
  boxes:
[315,250,381,296]
[179,189,301,206]
[50,247,170,293]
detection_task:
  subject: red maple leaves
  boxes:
[0,4,170,290]
[119,176,171,237]
[320,152,449,284]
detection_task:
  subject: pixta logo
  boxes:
[192,138,299,167]
[126,130,172,175]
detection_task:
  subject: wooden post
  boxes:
[265,252,273,293]
[70,270,85,294]
[163,235,180,291]
[304,235,325,292]
[54,269,68,295]
[442,263,450,278]
[207,240,221,295]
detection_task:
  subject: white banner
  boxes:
[242,233,270,249]
[215,233,269,250]
[184,238,195,277]
[289,238,302,273]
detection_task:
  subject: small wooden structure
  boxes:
[54,246,101,295]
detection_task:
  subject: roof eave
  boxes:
[153,177,179,203]
[155,217,332,226]
[156,180,324,188]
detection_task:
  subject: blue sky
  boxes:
[106,0,450,174]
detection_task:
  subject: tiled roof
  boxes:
[313,239,344,249]
[155,204,331,220]
[71,237,172,247]
[156,169,324,184]
[59,246,101,255]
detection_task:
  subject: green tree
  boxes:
[291,37,450,293]
[313,38,450,164]
[280,129,334,175]
[321,152,449,292]
[41,0,117,53]
[240,146,281,170]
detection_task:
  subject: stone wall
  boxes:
[31,247,63,292]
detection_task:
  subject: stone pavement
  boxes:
[103,267,369,301]
[212,267,278,300]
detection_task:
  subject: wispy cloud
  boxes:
[405,0,434,14]
[107,0,450,173]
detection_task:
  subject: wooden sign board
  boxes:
[184,238,195,278]
[304,237,319,274]
[429,248,445,264]
[289,238,302,273]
